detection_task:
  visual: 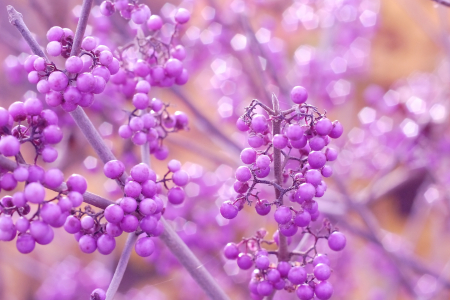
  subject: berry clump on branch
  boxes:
[221,86,345,300]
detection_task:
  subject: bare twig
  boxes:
[271,95,289,262]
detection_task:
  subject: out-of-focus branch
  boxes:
[170,86,242,154]
[432,0,450,7]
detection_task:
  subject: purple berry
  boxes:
[288,266,307,284]
[67,174,88,194]
[79,235,97,253]
[224,243,239,259]
[104,204,124,223]
[274,206,292,225]
[220,201,238,219]
[291,86,308,104]
[328,231,346,251]
[255,200,271,216]
[237,253,253,270]
[328,121,343,139]
[235,166,252,182]
[296,284,314,300]
[175,8,190,24]
[104,160,125,179]
[168,187,185,205]
[16,234,35,254]
[314,281,333,300]
[135,237,155,257]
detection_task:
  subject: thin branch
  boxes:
[7,5,48,61]
[158,218,230,300]
[70,107,128,185]
[105,233,138,300]
[70,0,94,57]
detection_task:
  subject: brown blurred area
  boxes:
[1,0,450,299]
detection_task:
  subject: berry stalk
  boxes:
[271,95,289,262]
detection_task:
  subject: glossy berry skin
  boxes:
[315,118,332,136]
[104,204,124,224]
[294,211,311,227]
[240,148,257,164]
[288,266,307,284]
[274,206,292,224]
[255,255,270,270]
[175,8,190,24]
[24,182,45,204]
[314,263,331,281]
[97,234,116,255]
[104,160,125,179]
[308,151,327,169]
[296,284,314,300]
[172,170,189,186]
[257,281,273,296]
[314,281,333,300]
[328,121,343,139]
[328,231,346,251]
[135,237,155,257]
[251,115,268,133]
[290,86,308,104]
[255,200,271,216]
[235,166,252,182]
[64,216,81,234]
[66,174,87,194]
[79,235,97,253]
[237,253,253,270]
[120,215,139,232]
[277,261,291,278]
[168,187,185,205]
[267,269,281,283]
[286,124,304,140]
[16,234,35,254]
[220,201,238,219]
[224,243,239,259]
[0,136,20,157]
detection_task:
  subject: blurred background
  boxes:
[1,0,450,299]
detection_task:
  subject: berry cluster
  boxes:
[118,103,189,160]
[0,100,62,166]
[220,86,346,299]
[224,226,346,300]
[25,29,120,112]
[0,170,87,254]
[102,1,190,90]
[221,86,343,221]
[78,159,190,257]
